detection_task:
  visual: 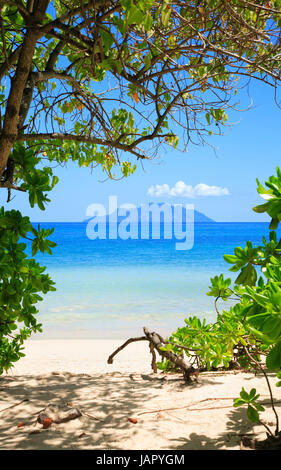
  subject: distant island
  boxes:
[193,210,215,223]
[84,202,215,223]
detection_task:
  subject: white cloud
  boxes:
[147,181,229,198]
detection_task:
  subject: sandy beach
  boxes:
[0,339,280,450]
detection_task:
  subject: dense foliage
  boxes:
[0,208,55,373]
[1,1,281,376]
[1,0,281,180]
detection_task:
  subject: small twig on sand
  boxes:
[83,412,104,422]
[137,397,281,416]
[137,397,237,415]
[31,408,45,416]
[0,399,29,414]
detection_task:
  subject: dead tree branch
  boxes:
[107,327,197,384]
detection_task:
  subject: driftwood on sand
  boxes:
[37,403,82,425]
[107,327,196,384]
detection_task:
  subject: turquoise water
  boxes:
[30,222,272,339]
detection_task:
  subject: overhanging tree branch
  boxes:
[16,132,150,160]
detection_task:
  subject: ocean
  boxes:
[29,222,272,339]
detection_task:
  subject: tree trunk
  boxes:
[0,0,49,177]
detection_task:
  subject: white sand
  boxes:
[0,339,280,450]
[9,339,154,375]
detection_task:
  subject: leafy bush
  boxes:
[0,208,56,374]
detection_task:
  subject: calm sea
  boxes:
[29,222,272,339]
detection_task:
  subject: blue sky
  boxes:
[2,79,281,222]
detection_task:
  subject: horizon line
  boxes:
[29,220,270,224]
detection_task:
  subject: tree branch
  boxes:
[108,327,197,384]
[107,336,148,365]
[16,132,150,160]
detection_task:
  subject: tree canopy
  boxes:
[1,0,281,194]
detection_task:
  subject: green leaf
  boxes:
[233,398,246,407]
[235,264,257,286]
[127,7,143,25]
[100,29,114,53]
[253,202,270,214]
[247,404,259,423]
[143,13,153,31]
[240,388,250,402]
[266,341,281,371]
[223,254,237,264]
[269,218,279,230]
[254,403,265,412]
[248,388,257,400]
[161,5,171,26]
